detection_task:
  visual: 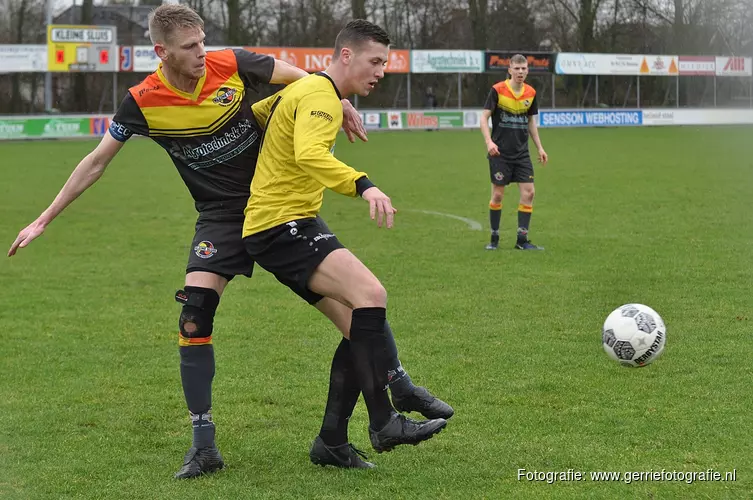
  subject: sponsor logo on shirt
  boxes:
[310,110,333,122]
[166,119,260,170]
[137,84,159,97]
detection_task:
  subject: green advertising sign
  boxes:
[0,117,90,139]
[0,120,28,139]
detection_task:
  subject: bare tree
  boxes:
[352,0,366,19]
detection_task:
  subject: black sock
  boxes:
[489,202,502,243]
[180,344,216,448]
[348,307,394,431]
[319,338,361,447]
[191,410,216,449]
[517,204,533,243]
[384,321,415,397]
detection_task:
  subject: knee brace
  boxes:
[175,286,220,345]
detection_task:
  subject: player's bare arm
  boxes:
[7,131,125,257]
[269,58,309,84]
[480,109,499,156]
[528,119,547,164]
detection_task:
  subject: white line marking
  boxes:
[407,209,483,231]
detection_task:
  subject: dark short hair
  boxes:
[510,54,528,66]
[333,19,390,59]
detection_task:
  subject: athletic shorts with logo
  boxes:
[488,155,535,186]
[243,216,345,305]
[187,207,254,281]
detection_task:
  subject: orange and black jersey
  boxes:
[483,80,538,160]
[109,49,274,210]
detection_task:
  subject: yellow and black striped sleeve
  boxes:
[293,91,368,197]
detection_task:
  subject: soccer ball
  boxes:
[602,304,666,367]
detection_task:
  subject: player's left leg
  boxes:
[309,337,374,468]
[515,182,544,250]
[315,298,454,420]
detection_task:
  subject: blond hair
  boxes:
[148,4,204,44]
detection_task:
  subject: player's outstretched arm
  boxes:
[269,58,309,84]
[7,131,125,257]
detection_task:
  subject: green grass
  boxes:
[1,126,752,499]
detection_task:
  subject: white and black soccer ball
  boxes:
[602,304,666,367]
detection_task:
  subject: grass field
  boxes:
[1,126,752,499]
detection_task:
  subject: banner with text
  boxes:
[0,45,47,73]
[715,56,752,77]
[0,117,102,139]
[556,53,642,75]
[539,110,643,128]
[383,110,465,129]
[411,50,484,73]
[556,53,679,76]
[485,51,554,73]
[245,47,410,73]
[678,56,716,75]
[639,55,679,75]
[642,108,753,126]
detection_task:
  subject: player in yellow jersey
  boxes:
[243,20,448,468]
[480,54,548,250]
[6,4,379,479]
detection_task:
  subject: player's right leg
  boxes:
[245,217,446,455]
[487,157,510,250]
[174,271,227,479]
[308,249,447,453]
[175,212,254,479]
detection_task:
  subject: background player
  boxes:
[243,20,448,467]
[480,54,548,251]
[8,5,450,478]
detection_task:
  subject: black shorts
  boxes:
[488,156,534,186]
[186,209,254,281]
[243,216,345,305]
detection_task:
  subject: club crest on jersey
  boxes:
[194,241,218,259]
[213,87,237,106]
[523,99,531,107]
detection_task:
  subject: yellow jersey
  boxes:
[243,73,369,236]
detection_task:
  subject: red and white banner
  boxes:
[678,56,715,75]
[715,56,752,77]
